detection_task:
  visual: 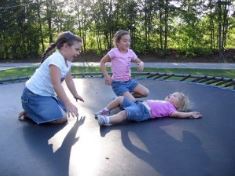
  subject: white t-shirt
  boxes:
[26,51,72,96]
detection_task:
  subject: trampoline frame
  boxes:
[0,72,234,90]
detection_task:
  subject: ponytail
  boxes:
[41,43,57,63]
[41,31,82,63]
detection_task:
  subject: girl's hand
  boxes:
[74,95,84,102]
[65,102,79,118]
[191,112,202,119]
[137,61,144,72]
[105,75,112,85]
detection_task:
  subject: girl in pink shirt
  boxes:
[100,30,149,101]
[95,92,202,126]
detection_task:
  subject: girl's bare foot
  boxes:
[18,111,30,121]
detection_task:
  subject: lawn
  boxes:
[0,66,235,80]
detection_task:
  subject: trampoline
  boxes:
[0,75,235,175]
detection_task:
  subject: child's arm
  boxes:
[100,54,112,85]
[170,111,202,119]
[132,58,144,71]
[50,65,79,117]
[65,72,84,102]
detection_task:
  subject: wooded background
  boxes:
[0,0,234,61]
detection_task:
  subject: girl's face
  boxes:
[62,41,82,61]
[165,92,182,108]
[116,34,131,51]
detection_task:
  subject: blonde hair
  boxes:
[176,92,190,111]
[113,30,130,47]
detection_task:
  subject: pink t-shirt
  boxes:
[107,48,138,81]
[146,100,177,118]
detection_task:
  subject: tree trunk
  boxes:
[217,0,224,61]
[46,0,53,43]
[36,0,45,53]
[164,0,169,54]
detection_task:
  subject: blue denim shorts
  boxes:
[121,97,151,122]
[111,79,138,96]
[21,87,66,124]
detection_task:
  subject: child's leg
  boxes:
[106,96,125,110]
[123,91,136,101]
[97,110,128,126]
[18,111,30,121]
[132,84,149,98]
[96,96,125,117]
[109,110,127,124]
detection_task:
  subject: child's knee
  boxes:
[117,96,124,103]
[119,110,128,120]
[144,88,149,96]
[141,88,149,97]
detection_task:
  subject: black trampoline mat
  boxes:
[0,78,235,175]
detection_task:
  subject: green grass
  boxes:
[0,67,37,79]
[0,66,235,80]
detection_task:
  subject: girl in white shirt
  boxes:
[19,31,84,124]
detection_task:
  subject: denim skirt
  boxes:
[111,79,138,96]
[21,87,66,124]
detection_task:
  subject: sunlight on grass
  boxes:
[0,67,37,79]
[0,66,235,80]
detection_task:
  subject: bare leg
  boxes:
[123,91,136,101]
[18,111,31,121]
[19,111,67,125]
[106,96,125,110]
[109,110,128,125]
[18,111,26,120]
[132,84,149,98]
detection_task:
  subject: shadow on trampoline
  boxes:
[101,121,210,175]
[0,78,235,175]
[21,118,84,175]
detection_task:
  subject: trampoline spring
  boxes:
[146,73,160,79]
[153,74,167,80]
[145,72,154,77]
[198,78,210,83]
[224,82,235,88]
[214,81,226,86]
[133,72,150,76]
[153,75,163,80]
[224,83,233,88]
[162,74,174,80]
[206,79,222,85]
[146,75,155,79]
[133,72,151,79]
[215,79,232,86]
[198,76,215,83]
[191,76,207,82]
[180,75,191,81]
